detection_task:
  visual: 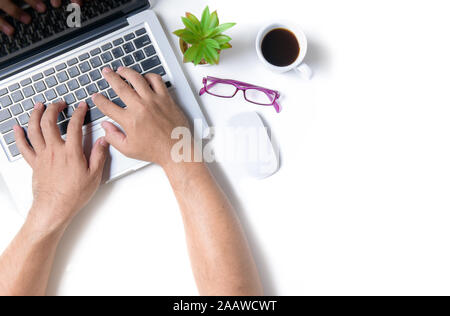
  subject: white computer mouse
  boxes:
[223,112,280,179]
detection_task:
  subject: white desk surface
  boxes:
[2,0,450,295]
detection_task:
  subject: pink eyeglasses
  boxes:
[199,76,282,113]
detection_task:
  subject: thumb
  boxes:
[89,137,109,176]
[101,121,128,153]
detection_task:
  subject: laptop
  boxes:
[0,0,208,215]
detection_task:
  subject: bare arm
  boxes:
[94,67,263,295]
[0,101,108,296]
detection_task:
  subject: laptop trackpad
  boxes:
[83,123,149,183]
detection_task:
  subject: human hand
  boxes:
[93,67,190,169]
[0,0,84,36]
[13,101,109,232]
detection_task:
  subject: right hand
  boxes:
[92,67,190,168]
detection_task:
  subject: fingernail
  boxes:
[79,101,87,108]
[102,67,112,74]
[20,14,31,24]
[34,103,42,109]
[117,66,124,72]
[100,137,108,147]
[2,25,14,36]
[37,2,46,12]
[13,125,21,132]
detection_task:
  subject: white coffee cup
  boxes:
[256,22,312,79]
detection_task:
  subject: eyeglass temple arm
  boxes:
[199,79,222,96]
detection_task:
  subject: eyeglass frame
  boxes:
[199,76,282,113]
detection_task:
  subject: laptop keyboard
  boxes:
[0,26,171,160]
[0,0,134,58]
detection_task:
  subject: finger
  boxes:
[0,17,14,36]
[117,66,154,98]
[144,73,168,95]
[92,93,126,125]
[71,0,83,5]
[89,137,109,177]
[1,1,31,24]
[101,121,128,154]
[50,0,61,8]
[102,67,140,105]
[25,0,47,13]
[40,101,66,145]
[28,102,46,151]
[13,125,35,166]
[66,102,88,149]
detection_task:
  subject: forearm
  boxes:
[164,162,263,296]
[0,205,66,296]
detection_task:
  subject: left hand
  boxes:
[13,101,109,232]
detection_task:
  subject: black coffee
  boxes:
[261,28,300,67]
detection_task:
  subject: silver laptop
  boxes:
[0,0,208,215]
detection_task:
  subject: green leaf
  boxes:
[208,11,219,29]
[203,38,220,50]
[194,42,206,65]
[200,6,211,31]
[185,12,201,33]
[173,29,185,37]
[213,34,231,45]
[204,45,219,64]
[220,43,232,50]
[182,17,201,35]
[180,30,199,44]
[208,22,236,37]
[183,44,200,63]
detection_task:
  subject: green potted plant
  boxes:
[173,6,236,65]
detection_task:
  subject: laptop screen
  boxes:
[0,0,149,72]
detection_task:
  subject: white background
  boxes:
[1,0,450,295]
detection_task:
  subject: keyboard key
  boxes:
[101,43,112,51]
[90,56,102,68]
[0,95,12,108]
[11,104,23,115]
[67,79,80,91]
[123,55,134,66]
[75,88,87,100]
[20,78,32,87]
[107,88,117,99]
[101,51,113,63]
[44,68,55,76]
[79,61,91,73]
[144,45,156,57]
[90,48,101,56]
[68,66,80,78]
[56,84,68,96]
[135,28,146,36]
[165,81,172,88]
[112,47,124,58]
[57,71,69,83]
[9,143,20,157]
[130,64,143,73]
[124,33,135,41]
[11,91,24,102]
[18,113,29,125]
[79,74,91,86]
[33,94,46,104]
[133,50,145,61]
[64,93,76,105]
[113,38,124,46]
[23,86,35,98]
[3,132,15,145]
[45,89,57,101]
[0,88,7,96]
[57,112,66,123]
[58,121,69,136]
[67,58,78,66]
[34,81,46,93]
[111,60,123,71]
[0,118,18,134]
[146,66,166,77]
[89,69,102,81]
[86,83,98,95]
[55,63,67,71]
[8,83,20,92]
[141,56,161,71]
[22,99,34,111]
[32,73,43,81]
[134,35,151,48]
[78,53,90,61]
[84,107,105,125]
[112,98,126,108]
[97,79,109,90]
[86,98,95,108]
[45,76,58,88]
[0,109,11,122]
[64,106,76,118]
[123,42,135,54]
